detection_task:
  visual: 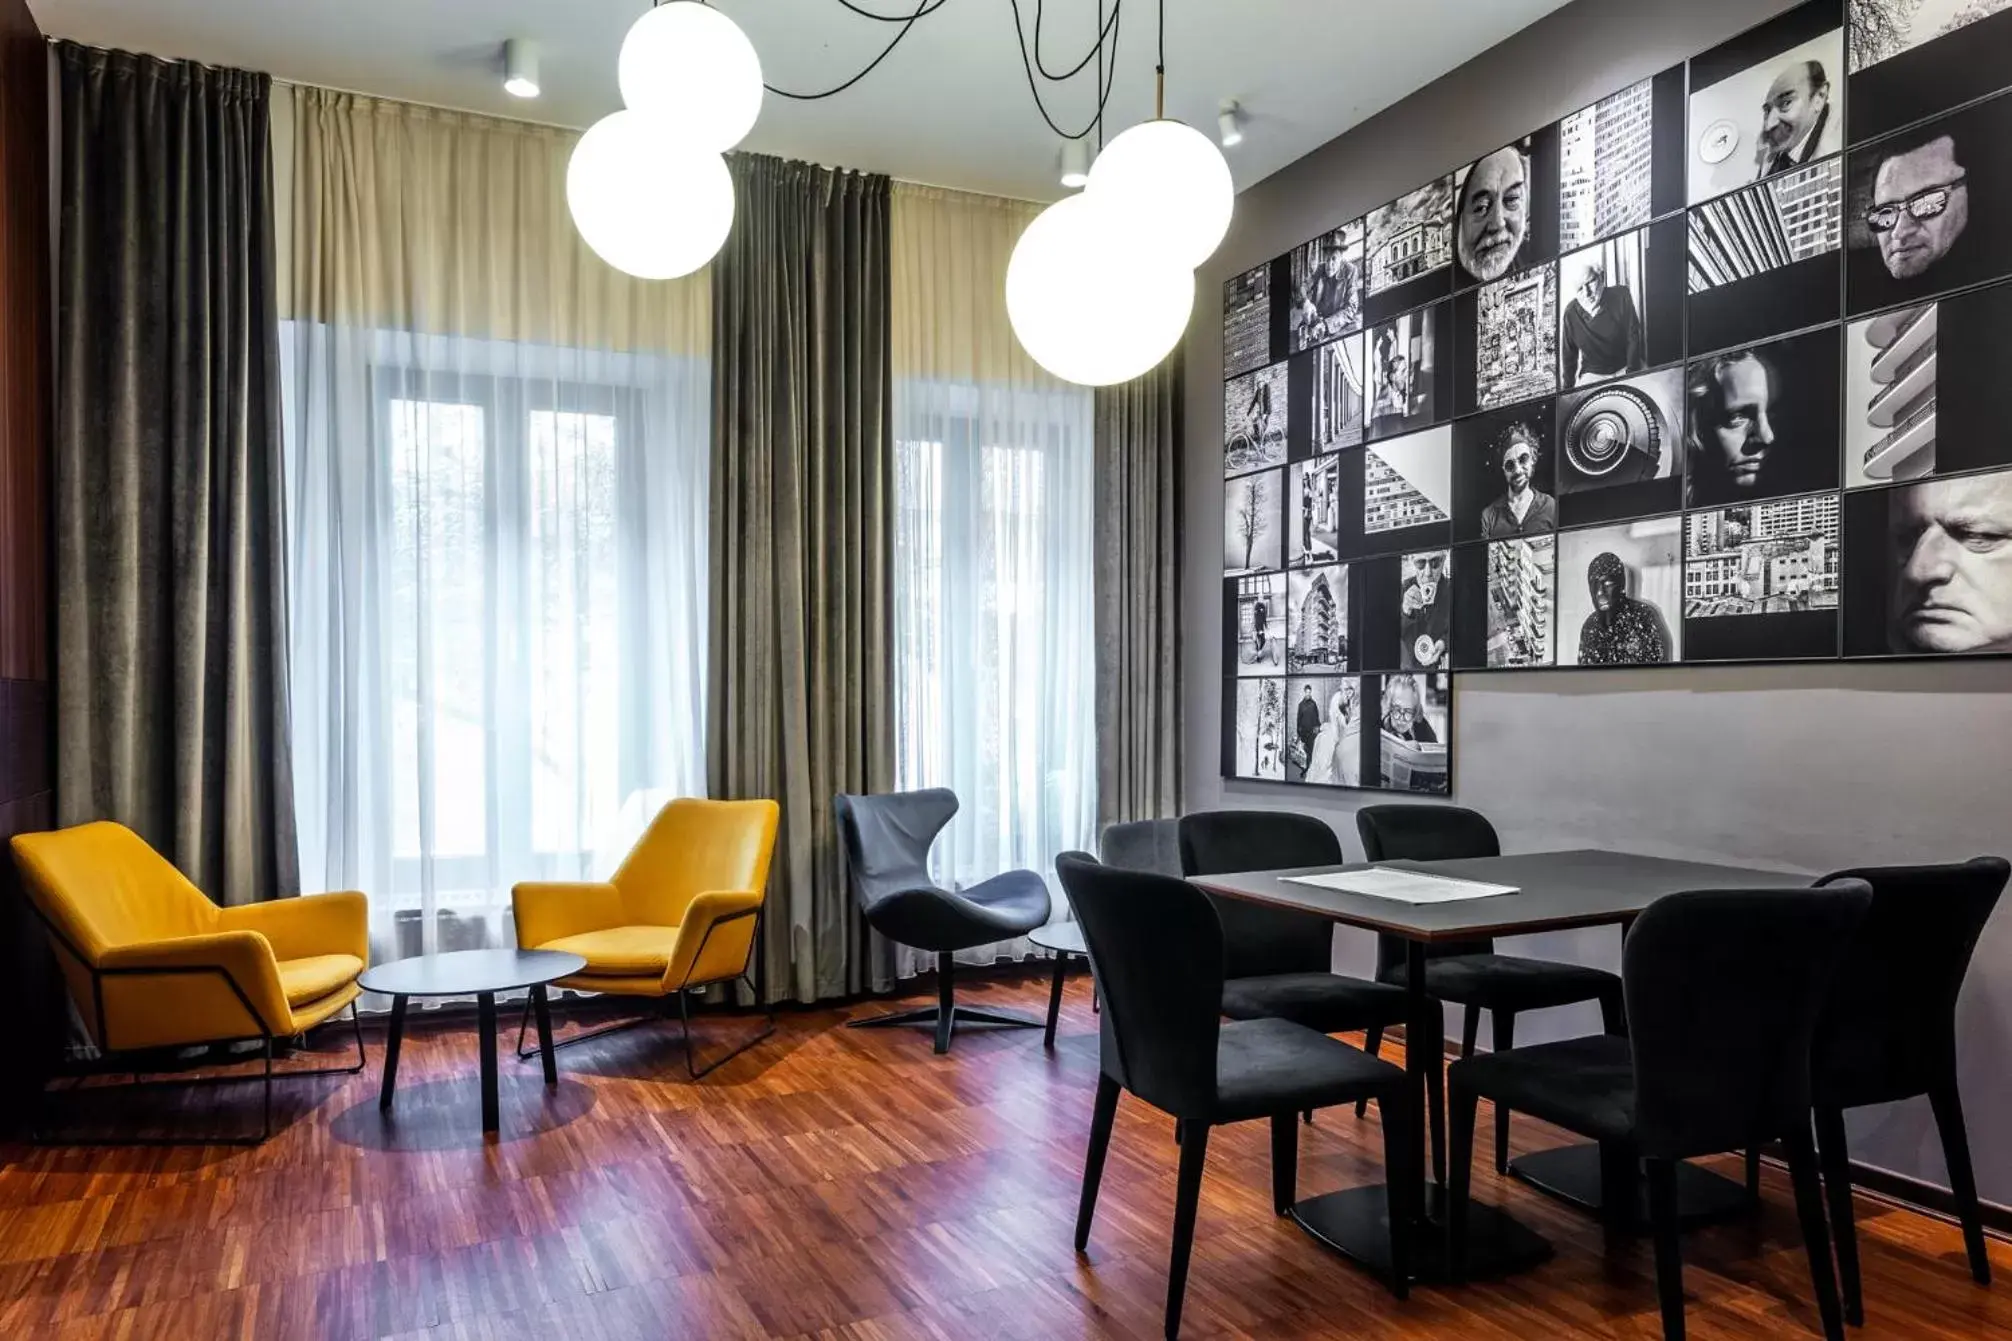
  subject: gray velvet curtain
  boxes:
[710,154,893,1003]
[53,44,296,906]
[1094,350,1185,826]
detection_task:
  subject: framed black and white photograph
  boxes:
[1842,463,2012,656]
[1224,360,1290,478]
[1368,673,1452,794]
[1485,534,1559,667]
[1288,564,1349,673]
[1558,218,1685,391]
[1685,325,1842,507]
[1555,366,1686,526]
[1556,515,1684,666]
[1223,262,1274,379]
[1559,64,1689,251]
[1288,220,1366,353]
[1227,678,1288,781]
[1398,548,1453,671]
[1689,1,1846,207]
[1847,0,2012,146]
[1687,156,1844,352]
[1227,572,1287,677]
[1361,425,1454,556]
[1844,93,2012,315]
[1285,675,1368,786]
[1452,127,1561,290]
[1459,263,1559,413]
[1293,333,1366,456]
[1365,176,1456,323]
[1366,302,1452,440]
[1224,467,1284,576]
[1844,280,2012,488]
[1684,493,1841,661]
[1453,399,1557,541]
[1289,454,1342,568]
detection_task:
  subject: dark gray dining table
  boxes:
[1189,847,1811,1285]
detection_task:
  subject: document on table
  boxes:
[1281,867,1519,904]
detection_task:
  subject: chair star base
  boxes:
[847,1002,1044,1054]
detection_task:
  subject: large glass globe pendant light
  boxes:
[569,2,763,280]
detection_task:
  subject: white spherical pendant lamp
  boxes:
[617,1,765,153]
[1007,193,1194,387]
[568,110,735,279]
[1087,117,1234,269]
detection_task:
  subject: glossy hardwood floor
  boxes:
[0,969,2006,1340]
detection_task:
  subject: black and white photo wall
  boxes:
[1220,0,2012,792]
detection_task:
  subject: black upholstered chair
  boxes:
[1177,809,1445,1177]
[834,788,1050,1053]
[1100,817,1181,876]
[1357,804,1624,1171]
[1449,884,1871,1341]
[1805,857,2008,1326]
[1056,853,1413,1338]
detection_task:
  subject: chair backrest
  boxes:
[1356,805,1499,973]
[1177,810,1340,977]
[1056,852,1222,1118]
[1811,857,2009,1102]
[1099,818,1181,876]
[833,788,957,912]
[10,822,219,963]
[1625,882,1871,1159]
[613,798,780,926]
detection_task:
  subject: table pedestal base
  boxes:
[1290,1183,1552,1285]
[1508,1145,1754,1229]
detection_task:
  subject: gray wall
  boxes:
[1182,0,2012,1204]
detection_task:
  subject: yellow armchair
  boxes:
[9,821,371,1142]
[511,797,779,1076]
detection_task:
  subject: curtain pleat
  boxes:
[710,154,893,1003]
[54,43,295,906]
[1094,352,1185,827]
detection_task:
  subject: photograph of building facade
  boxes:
[1687,158,1843,291]
[1312,336,1366,451]
[1853,302,1938,483]
[1365,440,1452,534]
[1685,494,1841,616]
[1487,535,1556,666]
[1474,264,1559,409]
[1559,76,1655,251]
[1367,178,1453,294]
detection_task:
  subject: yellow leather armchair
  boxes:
[10,820,370,1141]
[512,797,779,1076]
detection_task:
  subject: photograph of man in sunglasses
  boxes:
[1848,101,2012,313]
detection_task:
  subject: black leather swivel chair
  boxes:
[1099,817,1181,876]
[1449,884,1871,1341]
[1177,809,1446,1179]
[1056,852,1413,1339]
[1806,856,2007,1326]
[834,789,1050,1053]
[1357,804,1624,1171]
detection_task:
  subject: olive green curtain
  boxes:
[709,154,894,1002]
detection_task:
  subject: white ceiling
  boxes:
[29,0,1573,202]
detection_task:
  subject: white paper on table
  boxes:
[1280,866,1519,904]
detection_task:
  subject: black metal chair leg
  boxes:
[1785,1128,1848,1341]
[1076,1073,1121,1251]
[1461,1004,1480,1059]
[1166,1120,1210,1339]
[1355,1024,1384,1117]
[1270,1111,1298,1215]
[1929,1077,1992,1287]
[675,977,777,1079]
[1813,1106,1862,1327]
[531,984,558,1086]
[1492,1009,1515,1173]
[1647,1158,1687,1341]
[1447,1079,1477,1285]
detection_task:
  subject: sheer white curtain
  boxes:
[280,89,710,963]
[890,184,1097,971]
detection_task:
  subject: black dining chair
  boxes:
[1177,809,1445,1178]
[1357,804,1624,1172]
[1448,883,1871,1341]
[1056,852,1414,1339]
[834,789,1050,1053]
[1805,856,2008,1326]
[1100,817,1181,876]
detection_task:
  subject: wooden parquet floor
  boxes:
[0,969,2007,1340]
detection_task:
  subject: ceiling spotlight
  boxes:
[503,38,540,99]
[1217,99,1245,149]
[1059,138,1092,190]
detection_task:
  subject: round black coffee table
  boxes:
[360,948,587,1135]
